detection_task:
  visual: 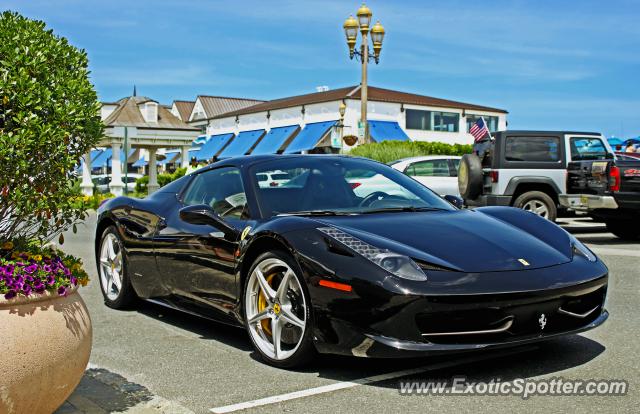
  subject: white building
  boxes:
[188,85,507,158]
[187,95,265,134]
[82,95,199,196]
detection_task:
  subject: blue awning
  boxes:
[251,125,299,155]
[369,120,410,142]
[91,149,112,168]
[90,149,103,161]
[159,152,180,165]
[132,156,147,167]
[607,137,623,146]
[196,133,234,161]
[106,149,135,167]
[284,121,336,154]
[193,134,208,146]
[218,129,265,158]
[77,149,103,170]
[93,149,135,168]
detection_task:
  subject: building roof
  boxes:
[214,85,507,119]
[172,100,195,121]
[192,95,265,121]
[103,96,198,130]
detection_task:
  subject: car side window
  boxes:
[409,160,451,177]
[182,167,249,219]
[505,136,560,162]
[570,137,609,160]
[450,159,460,177]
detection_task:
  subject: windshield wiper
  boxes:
[275,210,355,217]
[359,206,448,214]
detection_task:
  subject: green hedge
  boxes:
[135,167,186,194]
[349,140,473,164]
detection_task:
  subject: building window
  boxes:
[466,115,499,133]
[405,109,459,132]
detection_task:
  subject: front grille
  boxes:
[416,286,606,345]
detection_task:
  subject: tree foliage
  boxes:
[0,11,103,247]
[348,140,473,164]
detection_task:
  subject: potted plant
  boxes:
[0,11,103,414]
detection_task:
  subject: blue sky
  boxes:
[4,0,640,137]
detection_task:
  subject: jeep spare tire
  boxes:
[458,154,483,200]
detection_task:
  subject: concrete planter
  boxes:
[0,288,92,414]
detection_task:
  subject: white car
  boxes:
[256,170,291,188]
[389,156,461,196]
[346,171,410,199]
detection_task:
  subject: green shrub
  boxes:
[0,11,103,248]
[134,167,187,194]
[348,140,473,164]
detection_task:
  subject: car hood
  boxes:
[314,210,572,273]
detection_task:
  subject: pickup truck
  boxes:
[559,155,640,240]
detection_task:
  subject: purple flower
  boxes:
[43,264,52,273]
[33,281,45,293]
[4,290,16,300]
[24,264,37,274]
[46,275,55,286]
[22,285,32,296]
[70,276,77,286]
[57,285,67,296]
[63,267,71,277]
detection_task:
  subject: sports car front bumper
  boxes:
[306,260,608,358]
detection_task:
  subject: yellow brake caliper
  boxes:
[257,273,276,335]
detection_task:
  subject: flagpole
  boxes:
[480,116,493,141]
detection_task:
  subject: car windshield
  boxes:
[250,157,455,217]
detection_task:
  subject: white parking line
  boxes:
[588,247,640,258]
[558,220,604,228]
[209,348,533,413]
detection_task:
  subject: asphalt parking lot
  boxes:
[56,215,638,414]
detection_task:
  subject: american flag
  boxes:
[469,118,490,142]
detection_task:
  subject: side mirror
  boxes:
[179,204,237,237]
[444,195,464,209]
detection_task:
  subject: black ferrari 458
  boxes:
[95,155,608,367]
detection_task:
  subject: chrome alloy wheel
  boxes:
[523,199,549,218]
[99,233,123,301]
[245,258,307,361]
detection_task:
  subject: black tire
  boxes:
[513,191,557,222]
[458,154,483,200]
[97,225,138,309]
[605,220,640,240]
[243,250,316,369]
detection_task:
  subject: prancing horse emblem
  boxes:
[538,313,547,330]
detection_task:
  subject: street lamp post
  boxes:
[343,4,385,145]
[338,101,347,148]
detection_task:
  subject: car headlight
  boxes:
[572,237,597,262]
[318,226,427,281]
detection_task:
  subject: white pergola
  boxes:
[80,96,199,196]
